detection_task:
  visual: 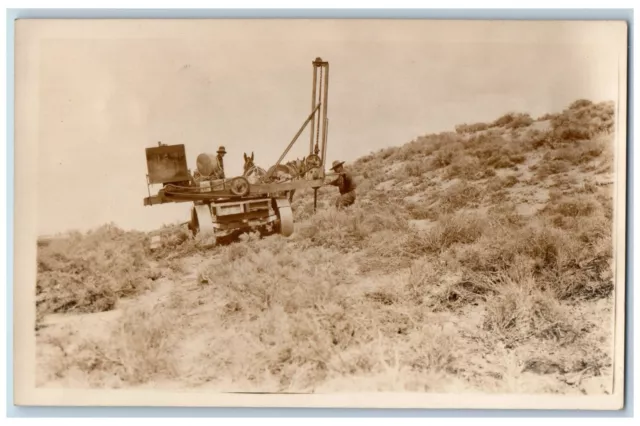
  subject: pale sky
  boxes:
[31,20,624,235]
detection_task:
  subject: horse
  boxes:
[242,152,267,184]
[243,152,304,183]
[243,153,311,203]
[284,157,308,178]
[279,157,312,203]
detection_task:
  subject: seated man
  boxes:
[216,146,226,179]
[326,160,357,209]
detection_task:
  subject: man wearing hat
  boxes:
[216,146,226,179]
[326,160,357,209]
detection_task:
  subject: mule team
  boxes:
[210,145,357,210]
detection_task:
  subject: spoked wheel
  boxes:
[229,176,250,196]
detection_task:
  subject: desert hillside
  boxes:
[35,99,617,394]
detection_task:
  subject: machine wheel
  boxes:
[305,167,322,180]
[305,154,322,169]
[276,203,294,237]
[191,204,216,244]
[229,176,250,196]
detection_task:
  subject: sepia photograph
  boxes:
[13,18,628,409]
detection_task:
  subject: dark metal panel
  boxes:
[145,144,191,184]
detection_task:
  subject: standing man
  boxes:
[216,146,226,179]
[326,160,357,209]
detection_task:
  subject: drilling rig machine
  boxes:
[142,57,332,248]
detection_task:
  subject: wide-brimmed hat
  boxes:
[331,160,345,170]
[217,146,227,154]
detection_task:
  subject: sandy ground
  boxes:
[35,246,615,394]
